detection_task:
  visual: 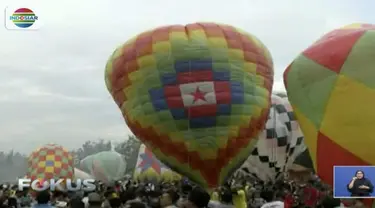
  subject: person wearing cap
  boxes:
[87,193,102,208]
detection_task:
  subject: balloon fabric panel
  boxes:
[284,23,375,186]
[80,155,95,175]
[236,95,306,182]
[105,22,274,188]
[91,151,127,184]
[74,168,92,180]
[134,145,181,183]
[27,144,74,180]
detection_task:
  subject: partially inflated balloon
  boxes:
[80,155,95,174]
[105,22,274,188]
[236,95,306,182]
[74,168,93,180]
[91,151,126,184]
[284,23,375,185]
[27,144,74,180]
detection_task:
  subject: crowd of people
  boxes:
[0,175,370,208]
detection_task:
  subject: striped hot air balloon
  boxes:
[105,22,274,188]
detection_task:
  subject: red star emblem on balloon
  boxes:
[190,87,207,103]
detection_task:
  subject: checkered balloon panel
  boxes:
[235,95,306,182]
[27,144,74,180]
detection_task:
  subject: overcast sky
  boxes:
[0,0,373,153]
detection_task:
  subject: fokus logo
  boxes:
[18,178,96,191]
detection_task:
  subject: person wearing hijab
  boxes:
[347,170,374,197]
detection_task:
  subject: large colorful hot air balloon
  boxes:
[284,23,375,186]
[134,144,181,183]
[105,22,274,188]
[27,144,74,181]
[91,151,126,184]
[236,95,306,182]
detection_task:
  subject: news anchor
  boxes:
[347,170,374,197]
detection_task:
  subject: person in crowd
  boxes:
[258,191,284,208]
[124,201,146,208]
[352,199,366,208]
[119,189,136,205]
[0,169,364,208]
[210,192,219,203]
[102,191,113,208]
[52,191,67,208]
[231,185,246,208]
[208,187,234,208]
[33,191,53,208]
[108,194,122,208]
[7,197,17,208]
[86,193,101,208]
[248,190,266,208]
[81,192,89,208]
[317,196,341,208]
[180,187,210,208]
[68,197,85,208]
[160,189,179,208]
[347,170,374,197]
[176,183,192,207]
[302,180,320,207]
[16,189,32,208]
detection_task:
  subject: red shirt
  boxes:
[284,194,294,208]
[303,187,319,207]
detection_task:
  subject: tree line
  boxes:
[0,135,141,183]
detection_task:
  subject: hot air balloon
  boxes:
[105,22,274,188]
[27,144,74,181]
[74,168,93,180]
[80,155,95,174]
[134,144,181,183]
[284,23,375,186]
[236,95,306,182]
[91,151,126,184]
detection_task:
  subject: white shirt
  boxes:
[82,197,89,208]
[208,201,234,208]
[260,201,284,208]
